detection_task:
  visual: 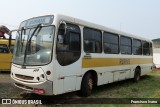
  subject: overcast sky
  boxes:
[0,0,160,40]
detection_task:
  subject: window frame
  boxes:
[132,38,142,55]
[56,22,81,66]
[120,36,132,55]
[103,32,119,54]
[149,42,153,56]
[0,44,10,54]
[69,31,81,52]
[83,27,102,53]
[142,41,150,56]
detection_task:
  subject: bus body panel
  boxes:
[82,53,152,86]
[11,74,53,95]
[11,64,54,95]
[55,58,82,94]
[0,39,14,71]
[0,53,12,70]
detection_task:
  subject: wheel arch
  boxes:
[81,70,98,87]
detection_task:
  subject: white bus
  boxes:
[11,14,153,96]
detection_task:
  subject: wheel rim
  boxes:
[136,73,140,81]
[88,78,93,90]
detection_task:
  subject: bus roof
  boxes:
[20,14,152,42]
[54,14,152,42]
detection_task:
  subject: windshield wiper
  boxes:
[20,27,26,52]
[23,24,42,66]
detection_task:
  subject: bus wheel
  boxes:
[80,73,93,97]
[134,68,141,82]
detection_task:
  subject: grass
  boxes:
[88,70,160,107]
[89,70,160,98]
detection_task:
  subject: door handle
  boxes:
[120,71,126,74]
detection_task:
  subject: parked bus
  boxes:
[11,14,153,96]
[0,39,14,71]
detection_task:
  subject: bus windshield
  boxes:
[13,25,54,66]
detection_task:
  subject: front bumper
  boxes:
[11,76,53,95]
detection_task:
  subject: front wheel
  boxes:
[80,73,93,97]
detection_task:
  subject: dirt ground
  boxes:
[0,72,24,98]
[0,72,82,105]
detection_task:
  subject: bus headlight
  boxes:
[37,77,40,81]
[37,74,45,81]
[40,74,45,79]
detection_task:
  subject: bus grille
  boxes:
[15,74,34,80]
[15,83,33,91]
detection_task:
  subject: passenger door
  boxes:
[56,23,82,93]
[0,44,12,71]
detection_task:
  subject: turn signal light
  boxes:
[46,71,51,75]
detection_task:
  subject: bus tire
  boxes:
[80,73,93,97]
[134,68,141,82]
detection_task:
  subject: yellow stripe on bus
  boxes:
[82,58,153,68]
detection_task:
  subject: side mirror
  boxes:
[57,35,64,44]
[8,29,19,47]
[59,21,67,35]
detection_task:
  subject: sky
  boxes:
[0,0,160,40]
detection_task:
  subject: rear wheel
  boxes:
[80,73,93,97]
[134,68,141,82]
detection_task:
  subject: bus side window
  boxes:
[0,44,9,53]
[83,27,102,53]
[103,32,119,54]
[56,23,81,66]
[120,36,132,55]
[150,43,153,56]
[142,41,150,55]
[84,40,95,53]
[132,39,142,55]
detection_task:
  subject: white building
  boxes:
[153,39,160,68]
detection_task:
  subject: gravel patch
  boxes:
[0,72,24,98]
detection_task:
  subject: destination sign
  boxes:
[19,15,54,28]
